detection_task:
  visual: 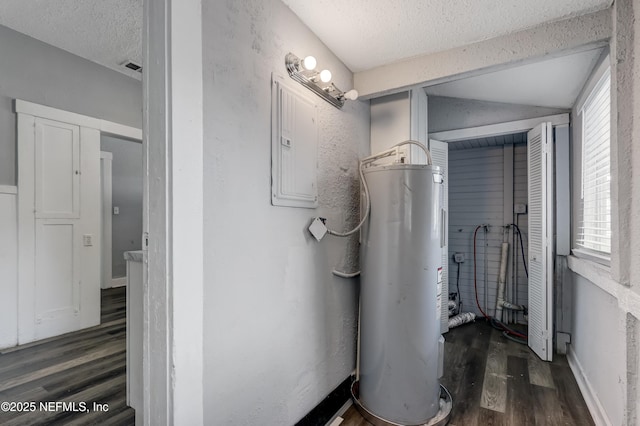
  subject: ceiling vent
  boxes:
[121,60,142,73]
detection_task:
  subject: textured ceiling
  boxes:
[0,0,142,79]
[282,0,612,72]
[0,0,611,80]
[424,48,605,108]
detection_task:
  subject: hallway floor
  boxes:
[0,287,134,425]
[341,320,594,426]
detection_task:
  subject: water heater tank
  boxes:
[359,164,444,425]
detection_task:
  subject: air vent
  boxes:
[121,60,142,73]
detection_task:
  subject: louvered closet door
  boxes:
[430,139,449,334]
[527,123,554,361]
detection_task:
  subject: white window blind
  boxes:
[579,68,611,254]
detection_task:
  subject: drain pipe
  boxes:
[495,240,525,322]
[495,242,509,322]
[448,312,476,329]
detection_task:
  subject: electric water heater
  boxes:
[358,163,445,425]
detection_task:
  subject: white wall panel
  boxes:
[448,146,505,318]
[448,141,529,321]
[513,145,529,323]
[0,192,18,348]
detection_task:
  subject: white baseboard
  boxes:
[0,185,17,194]
[567,346,611,426]
[111,277,127,288]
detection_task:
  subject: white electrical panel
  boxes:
[271,74,318,208]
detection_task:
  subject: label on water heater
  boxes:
[436,267,443,320]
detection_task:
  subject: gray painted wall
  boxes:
[101,135,143,279]
[202,0,370,424]
[428,96,567,133]
[567,47,626,425]
[0,24,142,185]
[570,272,625,425]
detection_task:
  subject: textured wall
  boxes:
[0,24,142,185]
[567,1,640,423]
[612,0,639,290]
[428,96,567,133]
[201,0,369,424]
[100,135,143,279]
[355,9,612,97]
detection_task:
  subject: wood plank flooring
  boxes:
[0,287,134,425]
[341,320,593,426]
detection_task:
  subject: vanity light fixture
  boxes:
[285,52,359,109]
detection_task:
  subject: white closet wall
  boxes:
[447,138,528,321]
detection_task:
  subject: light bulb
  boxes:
[319,69,332,83]
[343,89,359,101]
[302,56,317,71]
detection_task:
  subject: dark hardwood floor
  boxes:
[1,293,594,425]
[0,287,134,425]
[341,320,594,426]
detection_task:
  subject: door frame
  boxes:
[16,99,141,344]
[100,151,113,290]
[428,113,569,338]
[429,113,569,142]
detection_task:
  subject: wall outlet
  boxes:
[454,252,465,263]
[83,234,93,246]
[514,203,527,214]
[113,206,120,215]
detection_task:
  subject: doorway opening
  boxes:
[100,135,144,290]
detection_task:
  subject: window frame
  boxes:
[572,59,612,265]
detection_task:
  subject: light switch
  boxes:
[113,206,120,215]
[83,234,93,246]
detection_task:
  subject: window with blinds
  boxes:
[578,67,611,254]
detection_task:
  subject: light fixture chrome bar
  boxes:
[285,53,345,109]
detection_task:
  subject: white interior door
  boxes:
[527,122,554,361]
[430,139,449,334]
[34,118,83,339]
[17,100,134,346]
